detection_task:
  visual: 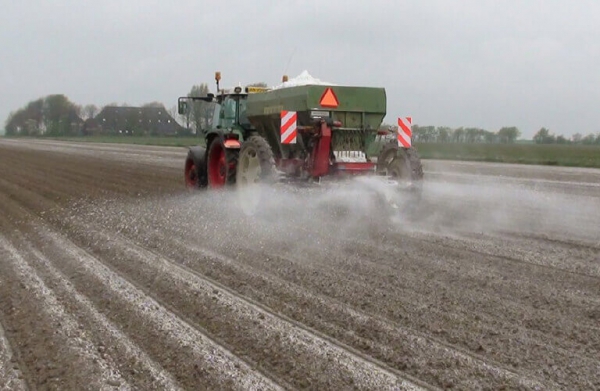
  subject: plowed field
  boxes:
[1,139,599,390]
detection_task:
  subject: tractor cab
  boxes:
[214,85,269,131]
[177,71,267,137]
[214,92,251,130]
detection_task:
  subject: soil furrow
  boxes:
[16,227,286,391]
[324,228,600,333]
[402,229,600,279]
[0,169,593,389]
[0,234,131,390]
[97,200,596,388]
[1,227,185,391]
[0,146,180,199]
[498,231,600,251]
[0,172,429,389]
[0,191,281,390]
[459,230,600,277]
[49,194,559,389]
[47,217,428,390]
[163,236,554,390]
[343,234,600,334]
[0,276,28,391]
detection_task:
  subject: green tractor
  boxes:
[179,71,423,215]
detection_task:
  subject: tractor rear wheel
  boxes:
[236,135,276,215]
[206,137,237,188]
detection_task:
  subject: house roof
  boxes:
[95,106,184,133]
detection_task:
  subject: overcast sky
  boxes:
[1,0,599,138]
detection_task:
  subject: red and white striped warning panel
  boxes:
[397,117,412,148]
[280,110,297,144]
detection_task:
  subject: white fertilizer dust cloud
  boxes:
[69,172,600,255]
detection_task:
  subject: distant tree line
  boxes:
[4,94,189,137]
[533,127,600,145]
[382,124,600,146]
[5,94,84,136]
[382,124,522,144]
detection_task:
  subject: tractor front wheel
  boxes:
[184,158,199,190]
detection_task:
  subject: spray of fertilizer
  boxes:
[69,168,600,259]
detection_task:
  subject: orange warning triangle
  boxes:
[319,87,339,108]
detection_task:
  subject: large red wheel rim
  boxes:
[207,142,226,187]
[184,159,197,188]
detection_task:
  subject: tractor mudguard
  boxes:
[206,131,242,150]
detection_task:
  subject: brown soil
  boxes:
[1,139,599,390]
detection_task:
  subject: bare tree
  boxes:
[83,104,98,120]
[168,104,187,127]
[141,101,165,108]
[188,84,211,134]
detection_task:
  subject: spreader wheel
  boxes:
[375,143,398,175]
[375,142,424,217]
[236,135,276,215]
[206,137,237,188]
[376,142,424,182]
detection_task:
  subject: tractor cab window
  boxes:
[238,98,250,127]
[212,103,221,129]
[217,95,250,128]
[220,97,237,128]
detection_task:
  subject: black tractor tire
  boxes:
[375,142,398,175]
[376,141,424,182]
[375,142,425,220]
[184,148,207,190]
